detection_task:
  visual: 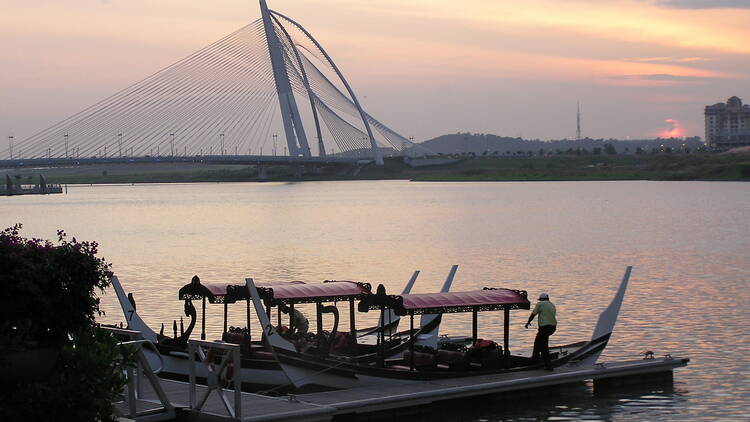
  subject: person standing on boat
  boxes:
[279,304,309,335]
[525,292,557,371]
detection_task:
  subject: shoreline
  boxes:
[2,153,749,184]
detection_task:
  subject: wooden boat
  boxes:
[245,266,633,390]
[110,267,458,390]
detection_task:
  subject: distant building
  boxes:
[704,96,750,148]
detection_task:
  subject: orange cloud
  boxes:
[659,119,685,138]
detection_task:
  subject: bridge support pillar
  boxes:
[257,164,268,180]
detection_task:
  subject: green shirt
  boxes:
[532,300,557,327]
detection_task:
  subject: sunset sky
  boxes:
[2,0,749,142]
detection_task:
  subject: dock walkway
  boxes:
[117,356,688,422]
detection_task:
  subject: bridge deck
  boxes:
[0,155,366,169]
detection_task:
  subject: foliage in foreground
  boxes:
[0,328,133,422]
[0,224,132,422]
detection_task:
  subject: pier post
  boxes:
[6,174,14,195]
[257,164,268,180]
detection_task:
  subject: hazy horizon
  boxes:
[2,0,749,144]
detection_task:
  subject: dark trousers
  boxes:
[532,325,557,369]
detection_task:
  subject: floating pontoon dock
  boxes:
[114,354,688,422]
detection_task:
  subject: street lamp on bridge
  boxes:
[220,133,225,156]
[64,133,69,159]
[7,135,13,160]
[272,133,277,156]
[117,133,123,157]
[169,132,175,157]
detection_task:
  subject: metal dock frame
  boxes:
[100,326,176,422]
[188,339,243,420]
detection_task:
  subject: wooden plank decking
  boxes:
[128,356,687,421]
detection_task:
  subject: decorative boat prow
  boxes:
[245,278,296,353]
[111,275,158,342]
[569,266,632,366]
[377,270,420,335]
[416,264,458,349]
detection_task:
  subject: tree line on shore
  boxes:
[413,133,705,157]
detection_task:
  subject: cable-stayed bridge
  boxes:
[2,0,432,169]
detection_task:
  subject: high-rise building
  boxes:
[704,96,750,148]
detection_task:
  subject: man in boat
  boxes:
[525,292,557,371]
[279,304,309,335]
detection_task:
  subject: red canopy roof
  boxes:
[179,280,306,303]
[359,287,530,315]
[258,281,371,304]
[401,289,529,313]
[204,281,305,297]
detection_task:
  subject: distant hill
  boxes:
[413,133,705,155]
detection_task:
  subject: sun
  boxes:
[658,119,685,138]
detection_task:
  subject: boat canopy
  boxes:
[256,280,372,305]
[360,287,530,315]
[178,280,306,304]
[178,279,371,305]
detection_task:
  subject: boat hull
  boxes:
[269,340,590,390]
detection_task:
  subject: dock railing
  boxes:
[99,326,175,422]
[188,339,243,419]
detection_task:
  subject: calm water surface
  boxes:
[3,180,749,421]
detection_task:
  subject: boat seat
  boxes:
[222,331,251,354]
[403,351,436,367]
[436,350,467,365]
[467,339,502,362]
[222,331,245,345]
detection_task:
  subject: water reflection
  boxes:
[433,381,687,421]
[2,180,749,421]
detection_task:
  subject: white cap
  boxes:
[538,292,549,300]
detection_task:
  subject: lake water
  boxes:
[3,180,749,421]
